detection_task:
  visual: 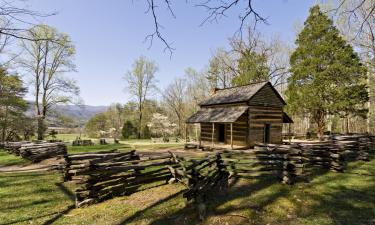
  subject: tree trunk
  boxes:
[314,110,326,141]
[1,106,8,142]
[345,116,349,134]
[138,109,142,139]
[37,116,45,140]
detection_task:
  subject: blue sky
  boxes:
[24,0,317,106]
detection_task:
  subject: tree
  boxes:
[20,24,79,140]
[333,0,375,133]
[147,113,176,140]
[232,48,269,85]
[230,29,290,87]
[122,120,136,139]
[207,48,237,88]
[85,113,108,138]
[185,68,209,113]
[124,56,158,139]
[286,5,368,139]
[163,78,187,137]
[106,103,124,140]
[140,0,265,55]
[0,68,27,141]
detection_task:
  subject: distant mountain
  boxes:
[26,102,108,123]
[52,104,108,121]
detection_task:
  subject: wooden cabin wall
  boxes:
[248,106,283,146]
[225,113,248,146]
[249,84,285,107]
[200,123,218,143]
[199,113,248,147]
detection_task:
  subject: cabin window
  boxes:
[218,124,225,143]
[264,124,271,143]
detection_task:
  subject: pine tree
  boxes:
[232,49,269,86]
[0,68,27,141]
[286,5,368,139]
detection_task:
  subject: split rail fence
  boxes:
[63,150,181,207]
[1,141,67,162]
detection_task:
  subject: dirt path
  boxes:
[0,157,64,173]
[137,147,211,158]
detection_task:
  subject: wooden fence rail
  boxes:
[64,150,180,207]
[1,141,66,162]
[54,134,375,218]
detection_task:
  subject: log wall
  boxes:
[248,83,285,107]
[248,106,283,147]
[200,113,248,147]
[225,113,248,146]
[200,123,217,143]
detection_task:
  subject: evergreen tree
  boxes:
[122,120,135,139]
[286,5,368,139]
[0,68,27,141]
[232,49,269,85]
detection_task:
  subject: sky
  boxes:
[21,0,318,106]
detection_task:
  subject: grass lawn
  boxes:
[66,142,183,154]
[67,143,132,154]
[0,151,29,167]
[47,133,90,142]
[121,139,184,151]
[1,154,375,224]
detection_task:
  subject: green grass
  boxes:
[47,133,90,142]
[0,172,74,225]
[1,156,375,224]
[67,143,132,154]
[67,141,184,155]
[0,151,28,167]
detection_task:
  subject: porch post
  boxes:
[198,124,202,148]
[231,123,233,149]
[211,123,215,147]
[185,124,188,143]
[195,124,198,143]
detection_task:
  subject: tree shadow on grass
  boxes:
[114,176,282,225]
[41,183,76,225]
[0,172,76,225]
[289,173,375,225]
[117,189,186,225]
[114,158,375,225]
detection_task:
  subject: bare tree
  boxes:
[162,78,187,137]
[124,56,158,139]
[141,0,265,55]
[329,0,375,37]
[0,0,55,41]
[333,0,375,133]
[207,48,237,88]
[19,24,79,140]
[185,67,209,112]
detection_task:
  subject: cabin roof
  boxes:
[186,106,249,123]
[199,81,286,106]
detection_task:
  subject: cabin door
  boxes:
[218,124,225,143]
[264,124,270,143]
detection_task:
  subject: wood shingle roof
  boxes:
[186,106,249,123]
[199,81,283,106]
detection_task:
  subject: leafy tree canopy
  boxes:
[232,49,269,86]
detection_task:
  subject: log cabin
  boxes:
[186,81,293,149]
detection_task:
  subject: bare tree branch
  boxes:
[143,0,266,56]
